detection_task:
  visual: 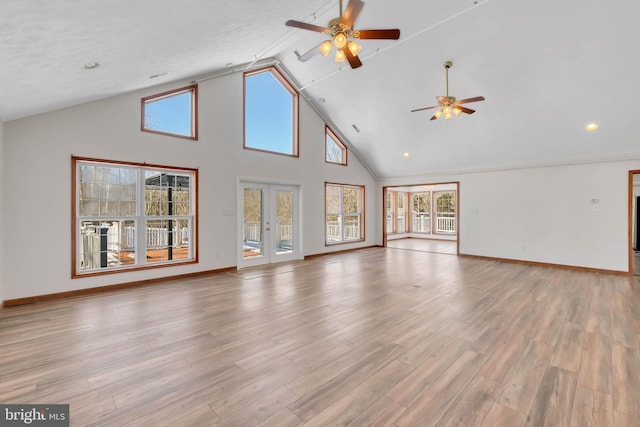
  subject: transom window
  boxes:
[72,157,198,277]
[244,66,299,156]
[325,126,347,165]
[141,85,198,140]
[325,183,364,244]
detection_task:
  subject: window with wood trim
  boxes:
[325,183,364,244]
[325,126,347,165]
[72,157,197,277]
[141,85,198,140]
[244,66,299,156]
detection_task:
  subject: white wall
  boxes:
[3,70,377,300]
[381,160,638,272]
[0,118,5,305]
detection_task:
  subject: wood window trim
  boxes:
[243,66,300,157]
[325,126,348,166]
[71,156,199,278]
[324,181,366,246]
[141,84,198,140]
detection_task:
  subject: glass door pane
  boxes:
[239,182,300,268]
[275,190,293,255]
[243,187,264,258]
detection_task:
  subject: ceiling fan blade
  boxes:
[457,96,485,105]
[285,20,328,33]
[344,47,363,69]
[455,105,476,114]
[430,114,439,121]
[355,29,400,40]
[296,44,321,62]
[341,0,365,28]
[411,105,438,113]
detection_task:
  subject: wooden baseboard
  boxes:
[458,253,630,276]
[3,266,237,307]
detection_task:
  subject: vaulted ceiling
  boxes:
[2,0,639,178]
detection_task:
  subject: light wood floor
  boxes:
[633,252,640,276]
[387,237,457,255]
[1,248,639,426]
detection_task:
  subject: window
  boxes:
[244,66,299,156]
[435,191,456,234]
[411,192,431,233]
[141,85,197,140]
[396,192,407,234]
[385,190,408,234]
[325,183,364,244]
[325,126,347,165]
[386,191,394,233]
[72,157,197,277]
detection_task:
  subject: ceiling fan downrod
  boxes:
[444,61,452,98]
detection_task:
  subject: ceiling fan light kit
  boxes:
[411,61,485,121]
[286,0,400,69]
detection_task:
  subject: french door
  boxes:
[238,182,300,268]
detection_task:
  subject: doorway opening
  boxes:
[383,182,459,256]
[629,171,640,275]
[238,182,301,268]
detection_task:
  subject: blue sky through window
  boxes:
[245,70,295,155]
[144,90,193,137]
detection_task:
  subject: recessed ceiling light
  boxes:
[83,62,100,70]
[585,122,599,131]
[403,152,410,158]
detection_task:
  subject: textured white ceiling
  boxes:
[2,0,640,178]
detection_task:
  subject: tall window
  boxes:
[386,190,408,235]
[386,192,394,233]
[244,66,299,156]
[141,85,197,140]
[396,192,407,234]
[73,157,197,277]
[435,191,456,234]
[325,183,364,244]
[325,126,347,165]
[411,192,431,233]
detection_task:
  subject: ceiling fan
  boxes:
[411,61,485,120]
[286,0,400,69]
